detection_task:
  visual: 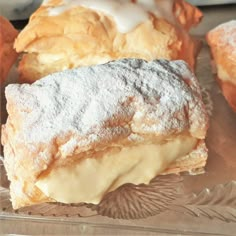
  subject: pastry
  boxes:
[207,20,236,112]
[2,59,209,209]
[14,0,202,83]
[0,16,18,84]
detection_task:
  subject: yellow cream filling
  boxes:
[36,136,197,204]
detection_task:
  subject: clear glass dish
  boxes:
[1,41,236,236]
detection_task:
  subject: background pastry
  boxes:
[2,59,209,209]
[0,16,18,84]
[0,16,18,153]
[207,20,236,112]
[14,0,203,83]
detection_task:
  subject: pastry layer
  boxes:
[2,59,208,209]
[0,16,18,84]
[14,0,202,82]
[206,20,236,111]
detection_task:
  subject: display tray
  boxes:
[0,41,236,235]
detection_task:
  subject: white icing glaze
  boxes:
[45,0,175,33]
[36,136,197,204]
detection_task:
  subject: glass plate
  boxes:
[1,42,236,235]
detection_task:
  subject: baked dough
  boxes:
[14,0,202,83]
[206,20,236,112]
[0,16,18,84]
[2,59,208,209]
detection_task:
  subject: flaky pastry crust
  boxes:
[2,59,208,209]
[14,0,202,82]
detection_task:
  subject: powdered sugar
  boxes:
[5,59,208,156]
[210,20,236,54]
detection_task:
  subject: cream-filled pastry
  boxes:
[2,59,208,209]
[14,0,202,83]
[0,16,18,84]
[207,20,236,112]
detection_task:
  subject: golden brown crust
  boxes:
[14,0,202,82]
[206,20,236,112]
[0,16,18,84]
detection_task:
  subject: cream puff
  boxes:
[14,0,203,83]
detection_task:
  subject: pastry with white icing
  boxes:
[0,16,18,84]
[207,20,236,112]
[14,0,202,82]
[2,59,209,209]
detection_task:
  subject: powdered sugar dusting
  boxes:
[209,20,236,54]
[5,59,208,156]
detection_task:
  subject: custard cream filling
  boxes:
[36,136,197,204]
